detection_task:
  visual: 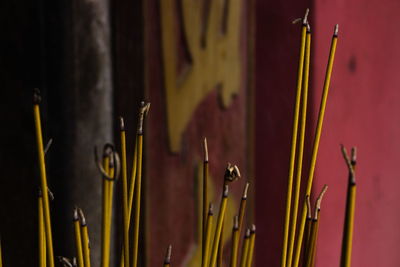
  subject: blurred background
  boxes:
[1,0,400,266]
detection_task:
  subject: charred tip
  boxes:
[250,224,256,233]
[47,187,54,201]
[208,203,214,215]
[204,137,209,162]
[315,185,328,219]
[245,228,251,238]
[72,257,77,267]
[223,185,229,198]
[224,163,241,183]
[351,147,357,166]
[334,24,339,36]
[78,208,87,226]
[58,256,73,267]
[341,144,355,178]
[306,195,312,219]
[73,207,79,221]
[44,138,53,155]
[164,245,172,264]
[137,101,151,135]
[303,8,310,25]
[119,116,125,131]
[233,215,239,230]
[242,182,250,199]
[33,88,41,104]
[306,23,311,33]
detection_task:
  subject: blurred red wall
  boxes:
[256,0,400,266]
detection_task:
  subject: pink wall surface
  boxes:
[256,0,400,266]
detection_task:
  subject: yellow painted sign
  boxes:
[160,0,243,152]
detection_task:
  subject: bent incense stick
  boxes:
[340,146,357,267]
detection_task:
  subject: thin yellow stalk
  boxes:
[202,204,214,267]
[230,216,239,267]
[73,208,84,267]
[209,186,229,267]
[33,89,54,267]
[239,229,251,267]
[120,117,130,267]
[79,209,91,267]
[245,225,256,267]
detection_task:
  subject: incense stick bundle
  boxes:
[287,21,311,267]
[292,24,339,267]
[340,146,357,267]
[281,9,308,267]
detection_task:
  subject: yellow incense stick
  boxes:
[202,204,214,267]
[281,10,308,267]
[129,135,138,215]
[73,208,84,267]
[233,182,249,265]
[79,209,91,267]
[230,216,239,267]
[120,117,130,267]
[33,89,55,267]
[132,102,150,267]
[302,196,312,267]
[202,137,209,264]
[239,229,251,267]
[340,146,357,267]
[307,186,327,267]
[246,225,256,267]
[39,191,46,267]
[163,245,172,267]
[101,153,110,267]
[210,185,229,267]
[292,25,339,267]
[287,22,311,267]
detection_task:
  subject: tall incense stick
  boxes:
[132,102,150,267]
[292,24,339,267]
[340,146,357,267]
[281,9,308,267]
[202,137,209,266]
[120,117,130,267]
[33,89,55,267]
[287,22,311,267]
